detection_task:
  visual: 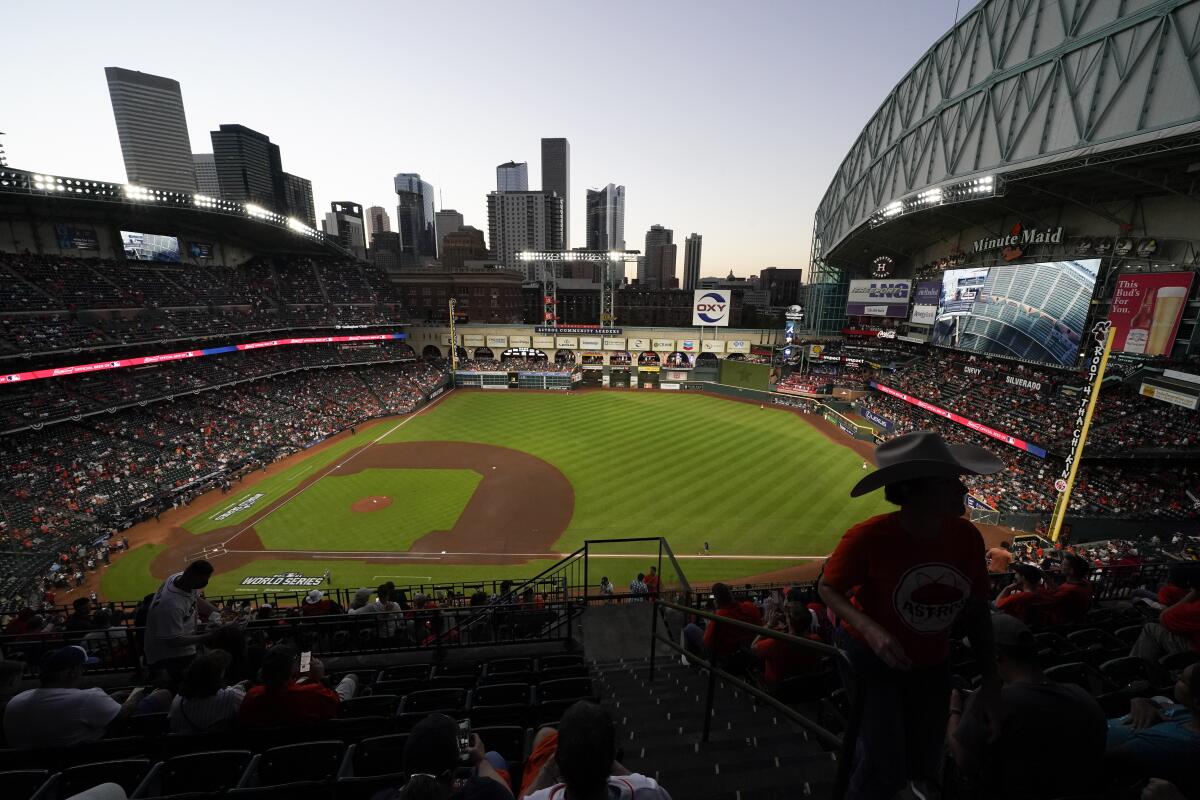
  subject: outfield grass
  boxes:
[107,391,890,600]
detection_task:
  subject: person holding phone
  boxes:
[371,714,512,800]
[238,644,357,729]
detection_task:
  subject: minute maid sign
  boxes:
[972,224,1063,254]
[692,290,731,327]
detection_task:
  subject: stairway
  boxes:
[591,658,840,799]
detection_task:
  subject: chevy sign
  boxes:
[846,279,912,318]
[692,290,731,327]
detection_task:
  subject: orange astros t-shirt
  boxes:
[822,512,989,667]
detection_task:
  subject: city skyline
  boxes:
[4,0,965,274]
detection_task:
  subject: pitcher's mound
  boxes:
[351,496,393,513]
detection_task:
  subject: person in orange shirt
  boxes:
[681,583,762,664]
[818,431,1004,800]
[985,541,1013,573]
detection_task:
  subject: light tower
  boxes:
[517,250,639,326]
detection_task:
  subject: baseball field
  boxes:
[100,390,892,600]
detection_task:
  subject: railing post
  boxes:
[701,661,717,743]
[583,542,589,604]
[648,600,658,683]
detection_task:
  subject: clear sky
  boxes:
[3,0,967,277]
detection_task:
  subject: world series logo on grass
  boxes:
[212,492,265,522]
[240,572,324,587]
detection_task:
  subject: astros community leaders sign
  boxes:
[692,290,731,326]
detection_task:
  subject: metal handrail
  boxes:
[651,597,859,800]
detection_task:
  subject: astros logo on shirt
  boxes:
[892,563,972,633]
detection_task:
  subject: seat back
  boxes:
[163,750,254,794]
[126,711,170,736]
[354,734,410,777]
[227,779,332,800]
[370,680,424,697]
[486,658,533,676]
[537,677,592,702]
[471,683,531,707]
[400,689,466,714]
[62,759,153,797]
[433,662,481,678]
[379,664,430,682]
[340,695,399,719]
[258,741,345,785]
[538,655,584,672]
[0,769,51,800]
[1045,662,1107,696]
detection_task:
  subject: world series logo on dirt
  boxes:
[240,572,324,587]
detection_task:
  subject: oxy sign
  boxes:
[692,290,731,326]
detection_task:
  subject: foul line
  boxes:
[209,389,454,555]
[221,548,828,561]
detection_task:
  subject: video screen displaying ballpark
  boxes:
[846,279,912,317]
[931,260,1100,367]
[121,230,181,263]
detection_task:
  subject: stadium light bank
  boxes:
[867,174,1003,228]
[0,167,325,243]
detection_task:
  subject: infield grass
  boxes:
[107,391,890,599]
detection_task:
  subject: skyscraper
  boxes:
[541,138,570,248]
[586,184,625,252]
[193,154,221,197]
[366,206,391,240]
[496,162,529,192]
[683,233,703,290]
[642,224,675,288]
[324,201,367,261]
[434,209,465,258]
[105,67,197,192]
[758,267,804,307]
[282,173,315,228]
[487,191,564,275]
[210,124,286,211]
[441,226,489,269]
[395,173,436,263]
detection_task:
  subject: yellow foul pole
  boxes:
[1049,322,1115,543]
[448,298,458,372]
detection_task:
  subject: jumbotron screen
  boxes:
[121,230,181,263]
[930,259,1101,367]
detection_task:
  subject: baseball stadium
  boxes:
[1,2,1199,799]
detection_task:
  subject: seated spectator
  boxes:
[598,577,614,600]
[1044,553,1092,625]
[682,582,762,665]
[948,614,1105,799]
[374,713,512,799]
[752,601,824,690]
[82,609,128,657]
[300,589,343,617]
[350,583,403,638]
[644,567,660,598]
[522,700,670,799]
[63,597,94,638]
[238,644,357,728]
[1106,664,1200,797]
[994,563,1050,623]
[1132,584,1200,662]
[1132,564,1196,609]
[3,645,170,748]
[168,649,247,733]
[628,573,648,600]
[4,608,36,635]
[985,540,1013,573]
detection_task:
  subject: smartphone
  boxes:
[299,651,312,675]
[457,719,471,756]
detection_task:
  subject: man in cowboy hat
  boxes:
[818,430,1005,800]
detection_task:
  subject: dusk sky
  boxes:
[5,0,968,276]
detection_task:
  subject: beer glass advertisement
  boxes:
[1107,272,1195,357]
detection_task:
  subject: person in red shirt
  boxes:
[818,431,1003,800]
[753,602,824,690]
[681,583,762,664]
[238,644,358,729]
[994,563,1052,624]
[1045,554,1093,626]
[299,590,343,617]
[644,566,660,599]
[1132,580,1200,661]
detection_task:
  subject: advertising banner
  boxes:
[463,334,485,347]
[858,405,894,431]
[579,336,603,349]
[1,332,407,384]
[1107,272,1195,356]
[846,279,912,317]
[188,242,214,259]
[677,340,698,353]
[486,335,508,348]
[701,339,725,352]
[628,337,650,352]
[809,344,825,357]
[873,382,1047,458]
[1139,383,1199,410]
[692,289,732,326]
[508,335,531,348]
[726,340,750,353]
[910,280,940,325]
[532,336,556,349]
[652,338,675,351]
[121,230,180,263]
[603,338,626,350]
[556,336,578,349]
[535,326,621,335]
[54,224,99,251]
